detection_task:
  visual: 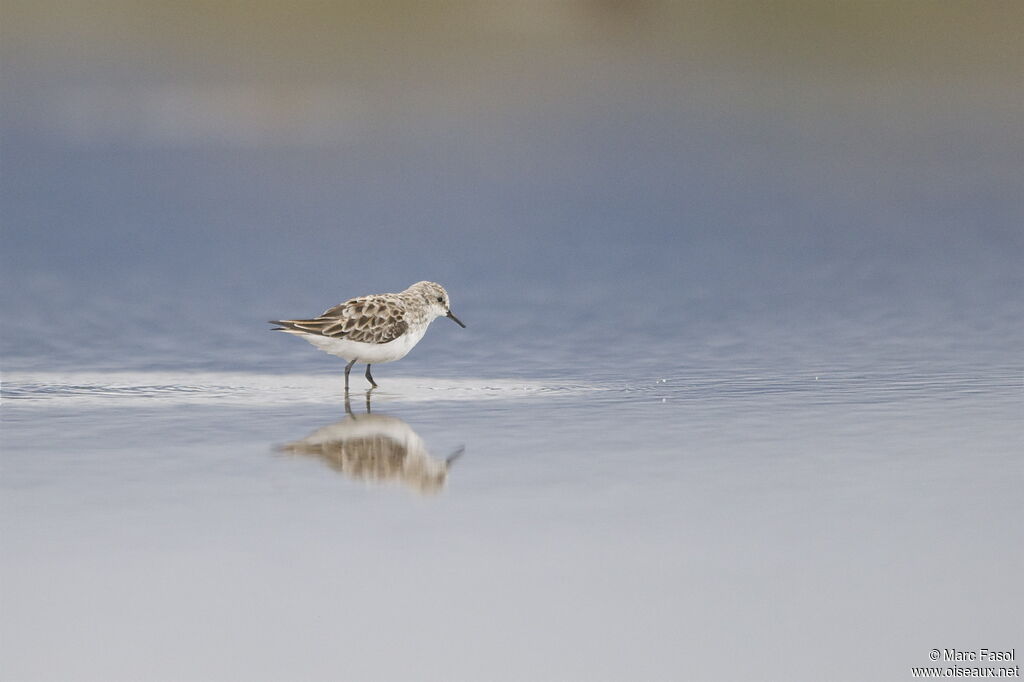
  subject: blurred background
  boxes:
[2,0,1021,376]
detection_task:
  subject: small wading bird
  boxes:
[270,281,466,390]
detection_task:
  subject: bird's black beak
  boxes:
[446,310,466,328]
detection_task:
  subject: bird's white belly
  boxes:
[300,326,427,364]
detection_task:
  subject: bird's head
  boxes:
[408,281,466,327]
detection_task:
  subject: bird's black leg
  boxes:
[344,357,357,391]
[365,364,378,388]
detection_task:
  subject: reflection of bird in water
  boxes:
[279,392,463,495]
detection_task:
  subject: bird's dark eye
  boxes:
[436,296,444,303]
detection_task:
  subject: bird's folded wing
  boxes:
[275,296,408,344]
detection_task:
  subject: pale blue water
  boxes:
[2,360,1021,680]
[2,3,1023,680]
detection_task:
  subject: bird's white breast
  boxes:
[298,323,428,364]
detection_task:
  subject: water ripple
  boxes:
[1,371,604,408]
[3,369,1017,411]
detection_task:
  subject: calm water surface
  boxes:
[2,341,1020,680]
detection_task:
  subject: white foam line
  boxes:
[1,371,601,408]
